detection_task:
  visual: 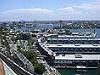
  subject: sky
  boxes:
[0,0,100,21]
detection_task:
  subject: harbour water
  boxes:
[69,29,100,38]
[15,24,100,75]
[57,29,100,75]
[57,68,98,75]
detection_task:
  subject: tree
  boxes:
[34,63,45,75]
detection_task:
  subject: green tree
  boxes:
[34,63,45,75]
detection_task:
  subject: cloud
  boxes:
[74,2,100,10]
[0,8,54,21]
[2,8,53,14]
[0,1,100,21]
[55,1,100,20]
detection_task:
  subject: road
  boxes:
[0,52,33,75]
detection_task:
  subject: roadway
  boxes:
[0,52,33,75]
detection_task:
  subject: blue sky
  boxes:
[0,0,93,11]
[0,0,100,21]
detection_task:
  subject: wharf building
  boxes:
[37,31,100,68]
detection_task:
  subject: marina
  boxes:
[37,28,100,75]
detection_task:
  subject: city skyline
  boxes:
[0,0,100,21]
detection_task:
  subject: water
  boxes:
[56,29,100,75]
[57,29,100,75]
[13,24,100,75]
[14,23,58,32]
[57,69,97,75]
[34,23,58,29]
[14,24,100,75]
[69,29,100,38]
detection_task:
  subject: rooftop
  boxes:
[48,32,96,38]
[55,54,100,60]
[46,44,100,48]
[47,38,100,40]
